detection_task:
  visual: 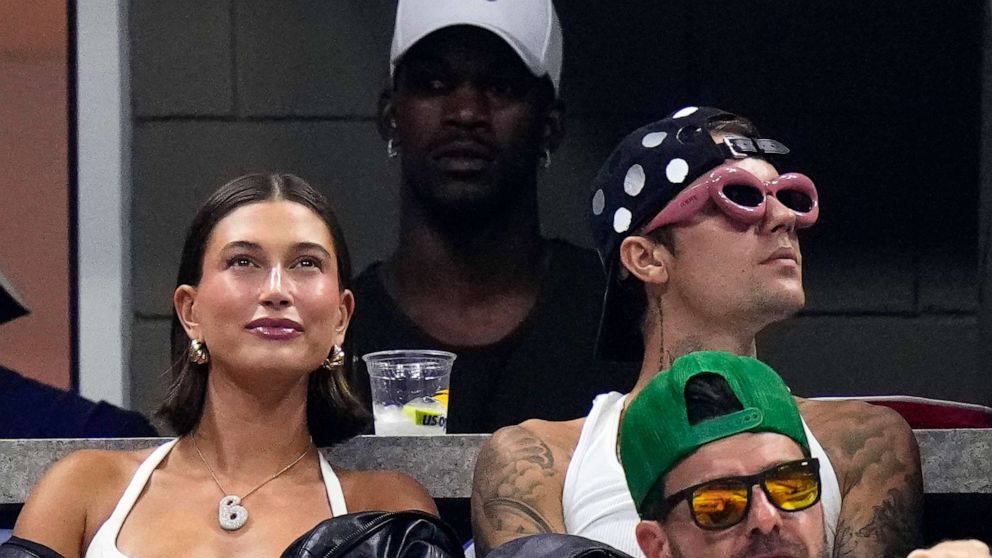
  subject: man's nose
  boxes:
[444,82,490,128]
[761,195,798,234]
[259,266,291,307]
[745,488,785,535]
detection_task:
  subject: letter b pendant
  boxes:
[218,495,248,530]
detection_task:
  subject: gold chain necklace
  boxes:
[191,433,312,531]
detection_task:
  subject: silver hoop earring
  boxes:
[189,339,210,365]
[322,345,345,371]
[541,148,551,169]
[387,139,399,159]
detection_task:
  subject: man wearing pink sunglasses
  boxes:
[472,107,923,558]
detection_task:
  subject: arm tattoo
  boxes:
[823,403,924,558]
[833,523,855,558]
[472,426,563,555]
[482,498,554,533]
[856,484,922,555]
[833,481,922,557]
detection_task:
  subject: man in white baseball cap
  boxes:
[348,0,638,435]
[390,0,563,95]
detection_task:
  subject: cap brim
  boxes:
[594,260,644,361]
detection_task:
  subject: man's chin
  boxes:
[751,288,805,324]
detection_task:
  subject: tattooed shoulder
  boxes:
[471,422,573,555]
[804,400,923,558]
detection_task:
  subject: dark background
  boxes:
[126,0,986,417]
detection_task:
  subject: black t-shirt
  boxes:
[347,239,639,434]
[0,365,158,438]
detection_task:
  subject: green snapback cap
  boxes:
[619,351,807,515]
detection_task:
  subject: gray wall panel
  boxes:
[236,0,395,117]
[801,247,915,314]
[130,0,234,117]
[129,317,172,426]
[920,246,979,313]
[759,316,984,404]
[553,2,690,116]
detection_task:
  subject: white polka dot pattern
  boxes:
[665,158,689,183]
[613,208,632,233]
[623,164,645,196]
[592,189,605,215]
[672,106,698,118]
[641,131,667,148]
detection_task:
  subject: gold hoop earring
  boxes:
[189,339,210,365]
[540,148,551,169]
[386,139,399,159]
[322,345,345,371]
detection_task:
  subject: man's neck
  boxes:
[381,187,547,346]
[630,304,760,397]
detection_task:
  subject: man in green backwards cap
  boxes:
[620,351,827,558]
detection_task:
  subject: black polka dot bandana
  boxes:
[589,106,790,360]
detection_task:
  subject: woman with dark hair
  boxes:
[11,174,437,557]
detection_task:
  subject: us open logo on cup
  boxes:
[402,389,448,429]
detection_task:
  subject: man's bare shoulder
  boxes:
[471,419,584,554]
[797,398,915,449]
[797,397,924,556]
[475,418,584,492]
[515,417,585,456]
[797,397,918,481]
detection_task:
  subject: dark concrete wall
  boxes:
[128,0,987,422]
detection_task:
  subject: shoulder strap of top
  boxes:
[802,418,840,552]
[571,393,625,466]
[318,450,347,516]
[101,438,179,541]
[563,392,626,506]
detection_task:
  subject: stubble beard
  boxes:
[667,529,828,558]
[747,283,805,328]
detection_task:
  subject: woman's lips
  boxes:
[245,318,303,340]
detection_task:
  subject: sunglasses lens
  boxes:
[722,184,765,208]
[691,482,749,529]
[776,190,814,213]
[765,462,820,511]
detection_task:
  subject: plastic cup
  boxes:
[362,349,456,436]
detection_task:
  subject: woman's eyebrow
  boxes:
[221,240,261,252]
[294,242,332,257]
[218,240,331,259]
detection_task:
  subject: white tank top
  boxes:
[561,392,841,556]
[85,438,347,558]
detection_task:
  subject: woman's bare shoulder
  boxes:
[24,447,150,508]
[337,467,438,515]
[14,447,156,557]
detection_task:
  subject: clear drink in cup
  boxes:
[362,349,456,436]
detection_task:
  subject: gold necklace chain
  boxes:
[191,433,312,501]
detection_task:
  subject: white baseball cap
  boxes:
[390,0,563,95]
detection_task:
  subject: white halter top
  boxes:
[84,438,347,558]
